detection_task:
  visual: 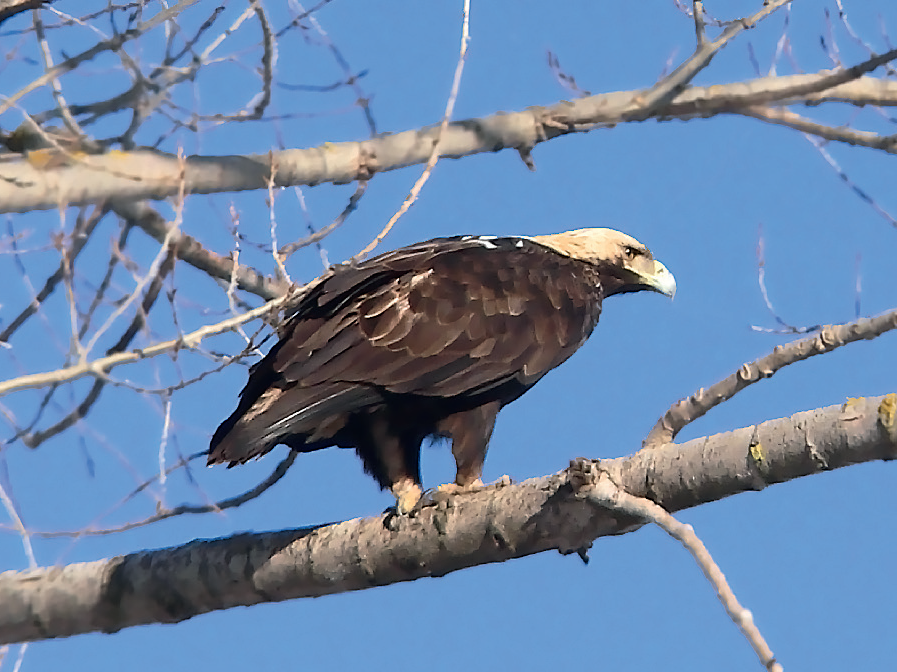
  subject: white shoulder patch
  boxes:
[461,235,498,249]
[461,234,536,250]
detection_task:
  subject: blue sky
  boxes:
[2,1,896,670]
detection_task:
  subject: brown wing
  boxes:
[208,237,603,465]
[272,238,602,403]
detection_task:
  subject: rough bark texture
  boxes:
[0,393,894,644]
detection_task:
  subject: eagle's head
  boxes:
[531,227,676,299]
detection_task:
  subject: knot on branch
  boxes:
[566,457,600,493]
[567,458,625,508]
[355,144,378,181]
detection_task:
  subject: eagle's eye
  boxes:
[624,246,639,259]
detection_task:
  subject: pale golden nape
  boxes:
[532,227,676,298]
[531,228,648,264]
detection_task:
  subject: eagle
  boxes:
[209,228,675,513]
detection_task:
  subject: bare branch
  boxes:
[5,67,897,214]
[112,201,290,300]
[351,0,471,261]
[278,180,367,259]
[752,223,821,334]
[0,205,105,344]
[799,133,897,229]
[0,0,53,26]
[580,466,781,672]
[0,292,296,397]
[32,450,297,538]
[17,246,176,449]
[692,0,707,48]
[0,393,893,643]
[643,308,897,448]
[632,0,793,115]
[740,105,897,154]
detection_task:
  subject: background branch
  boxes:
[643,309,897,448]
[3,68,897,214]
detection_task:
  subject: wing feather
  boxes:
[279,242,599,396]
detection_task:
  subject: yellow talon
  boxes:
[392,481,423,515]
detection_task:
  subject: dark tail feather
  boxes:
[208,384,381,466]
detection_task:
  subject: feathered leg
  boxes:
[353,410,425,514]
[436,400,501,488]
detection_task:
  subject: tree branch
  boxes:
[0,205,105,344]
[643,308,897,448]
[739,105,897,152]
[581,467,781,672]
[0,292,295,396]
[113,200,290,301]
[1,393,893,644]
[0,0,53,26]
[3,69,897,214]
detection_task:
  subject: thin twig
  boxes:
[752,223,821,334]
[294,0,377,135]
[581,469,781,672]
[632,0,793,116]
[693,0,706,48]
[14,245,176,449]
[740,105,897,157]
[801,132,897,228]
[267,155,291,283]
[0,206,105,344]
[0,291,295,396]
[83,177,182,355]
[0,479,37,568]
[32,7,83,138]
[115,201,289,301]
[29,451,297,537]
[278,180,367,259]
[0,0,199,118]
[352,0,471,261]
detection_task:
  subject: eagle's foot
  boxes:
[437,475,513,495]
[391,479,423,516]
[436,478,485,495]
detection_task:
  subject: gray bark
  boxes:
[1,393,894,644]
[2,75,896,214]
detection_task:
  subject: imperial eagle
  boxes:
[209,228,676,512]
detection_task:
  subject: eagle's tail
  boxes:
[208,384,381,466]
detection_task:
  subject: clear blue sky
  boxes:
[2,1,896,670]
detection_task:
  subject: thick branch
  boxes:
[1,393,894,644]
[2,72,897,214]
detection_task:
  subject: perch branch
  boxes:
[0,393,893,643]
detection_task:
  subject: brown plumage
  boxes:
[208,228,676,512]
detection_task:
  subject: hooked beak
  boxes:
[640,259,676,299]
